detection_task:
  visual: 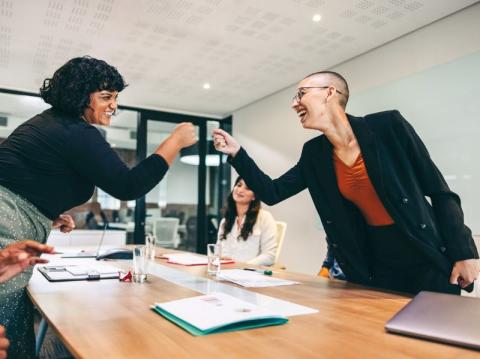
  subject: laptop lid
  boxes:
[61,223,108,258]
[385,291,480,350]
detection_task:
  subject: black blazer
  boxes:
[229,110,478,285]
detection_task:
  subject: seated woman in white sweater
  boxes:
[217,177,277,266]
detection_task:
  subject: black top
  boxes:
[0,108,168,220]
[229,110,478,285]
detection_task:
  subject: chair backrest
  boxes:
[146,208,161,219]
[153,217,180,248]
[274,221,287,265]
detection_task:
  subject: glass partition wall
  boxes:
[0,89,231,254]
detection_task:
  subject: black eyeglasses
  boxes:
[292,86,343,103]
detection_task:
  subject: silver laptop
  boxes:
[61,224,107,258]
[385,291,480,350]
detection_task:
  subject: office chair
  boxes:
[153,217,180,249]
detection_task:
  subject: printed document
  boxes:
[217,269,299,287]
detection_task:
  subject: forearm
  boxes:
[155,136,182,166]
[229,148,305,205]
[97,154,169,200]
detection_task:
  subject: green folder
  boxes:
[151,293,288,336]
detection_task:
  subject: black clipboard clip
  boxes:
[87,271,101,280]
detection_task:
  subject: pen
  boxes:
[243,268,272,276]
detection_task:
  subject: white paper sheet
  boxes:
[162,253,233,266]
[217,269,299,288]
[66,264,120,276]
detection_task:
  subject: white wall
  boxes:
[232,4,480,275]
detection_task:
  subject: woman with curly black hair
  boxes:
[217,177,278,266]
[0,56,196,358]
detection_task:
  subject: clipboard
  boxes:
[38,265,120,282]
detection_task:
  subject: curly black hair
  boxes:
[40,56,127,117]
[220,177,261,241]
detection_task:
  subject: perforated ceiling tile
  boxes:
[404,1,424,11]
[389,0,406,6]
[341,35,356,43]
[326,31,342,40]
[339,9,357,18]
[356,15,372,23]
[0,0,476,116]
[371,5,389,15]
[355,0,375,10]
[262,12,279,21]
[0,0,13,18]
[306,0,325,8]
[280,17,296,26]
[386,10,404,19]
[370,20,387,28]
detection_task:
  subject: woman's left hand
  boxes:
[52,214,75,233]
[450,258,480,288]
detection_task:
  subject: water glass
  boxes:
[145,233,156,260]
[207,243,222,275]
[133,246,148,283]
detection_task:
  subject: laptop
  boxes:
[385,291,480,350]
[61,224,108,258]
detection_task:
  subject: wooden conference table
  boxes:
[27,248,478,359]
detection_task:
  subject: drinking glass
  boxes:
[145,233,156,260]
[207,243,221,275]
[133,246,148,283]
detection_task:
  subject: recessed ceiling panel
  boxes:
[0,0,476,116]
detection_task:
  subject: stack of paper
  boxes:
[152,292,288,335]
[162,253,234,266]
[217,269,299,288]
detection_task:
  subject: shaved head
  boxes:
[304,71,349,109]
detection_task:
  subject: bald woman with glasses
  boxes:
[213,70,479,295]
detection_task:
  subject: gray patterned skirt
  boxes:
[0,184,51,359]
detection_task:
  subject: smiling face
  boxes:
[291,76,333,130]
[291,73,347,131]
[232,179,256,205]
[82,90,118,126]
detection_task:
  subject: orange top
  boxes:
[333,152,394,226]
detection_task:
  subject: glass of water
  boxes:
[133,246,148,283]
[145,233,156,260]
[207,243,222,276]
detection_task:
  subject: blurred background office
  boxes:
[0,0,478,283]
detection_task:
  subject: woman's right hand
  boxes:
[212,129,240,157]
[170,122,197,149]
[156,122,197,165]
[0,240,54,283]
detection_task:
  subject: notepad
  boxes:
[161,253,234,266]
[151,292,288,336]
[217,269,299,288]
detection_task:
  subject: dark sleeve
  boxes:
[393,111,478,261]
[228,147,307,205]
[68,125,169,201]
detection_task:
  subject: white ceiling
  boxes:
[0,0,477,117]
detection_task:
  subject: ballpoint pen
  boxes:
[243,268,273,276]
